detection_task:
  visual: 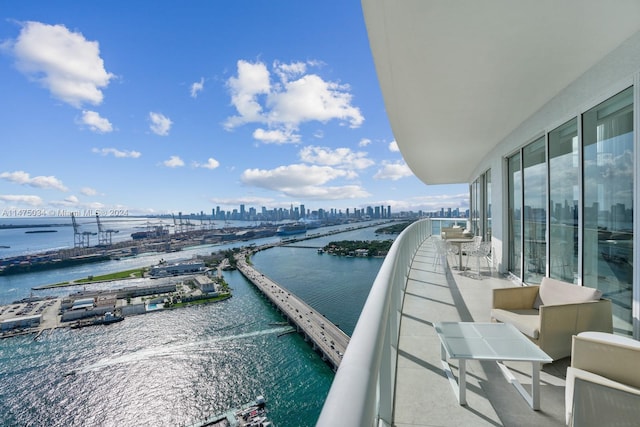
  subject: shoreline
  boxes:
[1,271,232,339]
[32,268,147,290]
[0,218,398,277]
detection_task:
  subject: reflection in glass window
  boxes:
[522,137,547,284]
[471,179,481,236]
[549,118,578,283]
[583,87,633,336]
[508,153,522,277]
[485,169,492,242]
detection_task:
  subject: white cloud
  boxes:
[224,60,271,129]
[5,21,114,108]
[273,60,307,82]
[190,77,204,98]
[374,160,414,181]
[224,59,363,143]
[269,74,363,127]
[80,187,98,196]
[253,128,301,144]
[49,197,95,208]
[163,156,184,168]
[193,158,220,169]
[0,194,43,206]
[242,164,346,188]
[149,112,173,136]
[0,170,68,191]
[240,164,369,200]
[359,138,372,147]
[92,147,141,158]
[299,146,374,170]
[388,140,399,152]
[81,110,113,133]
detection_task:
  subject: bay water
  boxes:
[0,220,391,427]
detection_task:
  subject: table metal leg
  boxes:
[497,360,542,410]
[440,343,467,406]
[459,359,466,405]
[531,362,541,410]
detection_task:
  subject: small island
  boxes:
[323,240,393,257]
[374,220,415,235]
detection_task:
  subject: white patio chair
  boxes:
[463,241,491,279]
[433,238,449,270]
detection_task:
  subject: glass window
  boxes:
[549,118,579,283]
[583,86,633,336]
[508,153,522,277]
[522,137,547,284]
[471,179,481,236]
[484,169,492,242]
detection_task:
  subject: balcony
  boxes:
[317,218,568,426]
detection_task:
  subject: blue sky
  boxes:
[0,1,468,218]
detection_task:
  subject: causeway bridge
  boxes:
[234,251,349,370]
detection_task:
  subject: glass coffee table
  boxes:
[434,322,553,410]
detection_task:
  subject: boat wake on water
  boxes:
[72,326,294,375]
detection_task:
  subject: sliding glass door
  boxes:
[484,169,492,242]
[549,118,579,283]
[508,154,522,277]
[583,87,634,335]
[522,137,547,284]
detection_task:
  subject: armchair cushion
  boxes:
[490,309,540,339]
[533,277,602,309]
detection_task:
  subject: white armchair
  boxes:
[565,331,640,426]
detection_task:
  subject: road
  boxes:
[234,251,349,370]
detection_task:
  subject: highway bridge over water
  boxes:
[234,251,349,370]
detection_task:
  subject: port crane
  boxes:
[95,213,118,246]
[71,213,96,248]
[172,213,183,234]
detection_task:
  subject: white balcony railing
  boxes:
[316,218,432,427]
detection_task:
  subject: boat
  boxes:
[131,226,169,240]
[276,223,307,236]
[25,230,58,234]
[70,312,124,329]
[188,395,272,427]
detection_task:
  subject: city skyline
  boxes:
[0,1,468,216]
[0,202,469,222]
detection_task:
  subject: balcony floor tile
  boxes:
[393,239,568,426]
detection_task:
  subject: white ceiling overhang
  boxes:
[362,0,640,184]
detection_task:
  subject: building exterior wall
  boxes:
[61,306,112,322]
[468,30,640,337]
[1,314,41,331]
[120,304,146,316]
